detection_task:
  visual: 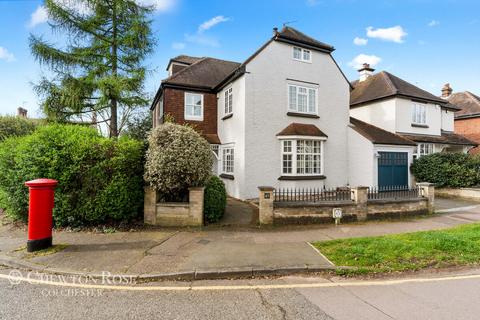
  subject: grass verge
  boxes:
[312,223,480,275]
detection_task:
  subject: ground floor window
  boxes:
[414,143,434,159]
[221,146,234,174]
[281,139,323,175]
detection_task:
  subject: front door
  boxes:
[378,152,408,189]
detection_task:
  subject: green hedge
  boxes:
[0,124,144,227]
[204,176,227,223]
[411,153,480,188]
[0,115,37,141]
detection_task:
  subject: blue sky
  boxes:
[0,0,479,117]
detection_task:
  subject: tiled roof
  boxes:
[276,123,328,137]
[447,91,480,118]
[274,26,334,52]
[350,71,458,109]
[350,117,416,146]
[170,55,203,65]
[399,131,478,146]
[162,57,240,90]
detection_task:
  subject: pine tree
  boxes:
[30,0,154,137]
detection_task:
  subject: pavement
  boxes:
[1,197,480,280]
[2,266,480,319]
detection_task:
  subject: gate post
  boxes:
[258,186,274,225]
[417,182,435,214]
[351,186,369,221]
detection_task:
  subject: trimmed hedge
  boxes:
[0,115,37,141]
[0,124,144,227]
[411,153,480,188]
[204,176,227,223]
[144,123,213,201]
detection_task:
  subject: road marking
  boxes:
[1,272,480,292]
[436,205,480,213]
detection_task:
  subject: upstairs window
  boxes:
[185,93,203,121]
[412,102,426,125]
[288,84,317,114]
[293,47,311,62]
[224,87,233,116]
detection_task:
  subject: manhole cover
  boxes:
[197,239,210,245]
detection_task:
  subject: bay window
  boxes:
[281,139,324,176]
[288,84,317,114]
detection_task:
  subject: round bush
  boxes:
[411,153,480,187]
[144,123,213,201]
[0,115,37,141]
[204,176,227,223]
[0,124,144,227]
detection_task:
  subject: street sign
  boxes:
[332,208,342,225]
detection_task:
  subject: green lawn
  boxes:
[312,223,480,274]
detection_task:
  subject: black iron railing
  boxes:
[368,186,422,200]
[274,187,352,203]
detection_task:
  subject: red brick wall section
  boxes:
[162,88,217,135]
[455,118,480,154]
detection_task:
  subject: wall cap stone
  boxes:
[258,186,275,191]
[188,186,205,191]
[417,182,435,186]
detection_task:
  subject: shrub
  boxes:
[0,115,37,141]
[204,176,227,223]
[122,111,152,142]
[0,124,144,227]
[144,123,213,201]
[411,153,480,187]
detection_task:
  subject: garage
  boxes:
[378,152,408,189]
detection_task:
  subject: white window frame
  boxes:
[412,102,427,125]
[292,46,312,63]
[278,137,325,176]
[287,84,318,115]
[414,143,434,158]
[221,145,234,174]
[224,87,233,116]
[184,92,204,121]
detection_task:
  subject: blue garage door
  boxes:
[378,152,408,189]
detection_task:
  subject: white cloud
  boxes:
[198,16,230,33]
[366,25,407,43]
[353,37,368,46]
[136,0,176,12]
[172,42,186,50]
[184,33,219,47]
[348,54,381,69]
[0,47,16,62]
[28,5,48,28]
[428,20,439,27]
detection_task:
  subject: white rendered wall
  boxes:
[350,99,397,133]
[395,98,441,135]
[347,127,375,187]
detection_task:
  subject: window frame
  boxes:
[221,145,234,174]
[184,92,204,121]
[287,83,318,115]
[292,46,312,63]
[224,87,233,116]
[279,138,325,176]
[413,143,434,159]
[412,102,427,125]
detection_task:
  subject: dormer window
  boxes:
[293,47,311,63]
[412,102,426,125]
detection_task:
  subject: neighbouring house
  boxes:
[151,26,352,199]
[441,83,480,154]
[349,65,477,188]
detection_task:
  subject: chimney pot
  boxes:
[358,63,375,82]
[441,83,453,98]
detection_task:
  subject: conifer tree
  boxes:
[30,0,154,137]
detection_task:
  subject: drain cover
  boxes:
[197,239,210,245]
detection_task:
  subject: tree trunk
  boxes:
[110,1,119,138]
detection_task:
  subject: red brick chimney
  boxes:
[441,83,453,98]
[17,107,27,118]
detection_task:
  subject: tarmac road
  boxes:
[1,266,480,320]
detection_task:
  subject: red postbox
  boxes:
[24,178,58,252]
